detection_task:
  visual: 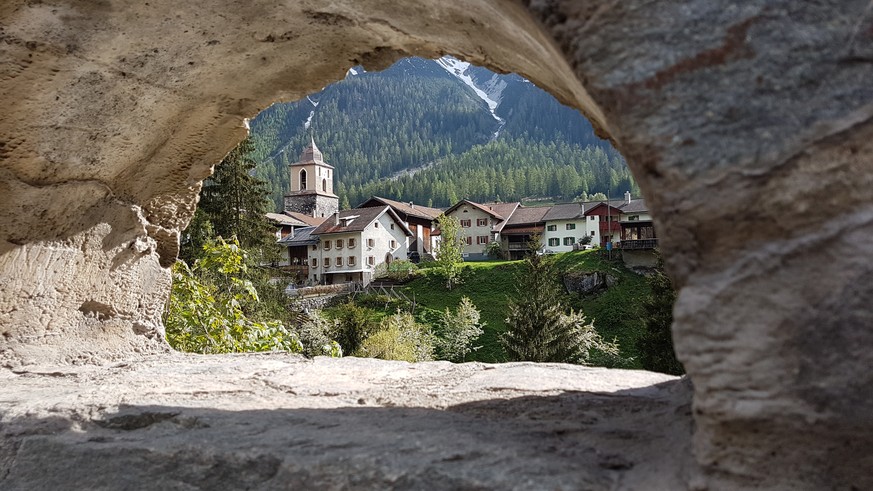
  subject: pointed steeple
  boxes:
[298,135,324,163]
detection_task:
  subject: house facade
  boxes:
[357,196,443,259]
[308,206,412,285]
[442,200,518,261]
[542,203,587,253]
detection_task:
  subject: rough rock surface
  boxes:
[0,355,691,490]
[2,0,873,489]
[563,271,617,295]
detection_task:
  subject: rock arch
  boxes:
[1,0,872,488]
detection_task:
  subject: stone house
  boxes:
[307,205,412,285]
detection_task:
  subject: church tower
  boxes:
[283,137,339,218]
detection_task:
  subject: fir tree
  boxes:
[501,242,618,364]
[184,136,277,262]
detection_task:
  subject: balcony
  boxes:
[620,239,658,250]
[507,243,528,250]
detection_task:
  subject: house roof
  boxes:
[281,211,328,227]
[358,196,443,221]
[542,203,585,221]
[583,201,625,215]
[444,199,520,221]
[505,205,550,226]
[620,198,649,214]
[311,206,413,237]
[265,212,309,227]
[277,226,318,246]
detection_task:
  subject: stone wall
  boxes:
[2,0,872,488]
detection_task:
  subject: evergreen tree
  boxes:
[501,241,618,364]
[637,254,684,375]
[185,136,277,262]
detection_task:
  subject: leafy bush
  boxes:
[637,254,684,374]
[297,310,343,358]
[434,297,485,362]
[374,259,421,282]
[484,240,504,260]
[355,312,434,362]
[331,303,380,355]
[165,237,303,354]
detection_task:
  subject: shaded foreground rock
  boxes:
[0,354,692,490]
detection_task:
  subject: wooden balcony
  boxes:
[507,243,528,250]
[619,239,658,250]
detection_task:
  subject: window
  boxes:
[566,223,576,230]
[390,223,395,230]
[311,258,318,267]
[563,237,574,246]
[311,244,317,251]
[476,235,489,245]
[389,240,397,249]
[548,238,559,247]
[348,256,356,266]
[299,169,307,190]
[324,257,331,268]
[547,224,557,231]
[336,257,343,266]
[322,179,327,192]
[628,215,639,221]
[590,231,596,236]
[465,236,472,245]
[348,238,356,248]
[323,240,331,250]
[367,256,375,266]
[336,239,344,249]
[590,216,596,221]
[477,218,488,227]
[460,219,472,228]
[374,222,379,228]
[367,238,375,248]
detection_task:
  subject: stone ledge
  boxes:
[0,354,691,490]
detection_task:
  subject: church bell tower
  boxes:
[283,137,339,218]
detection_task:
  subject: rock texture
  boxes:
[2,0,873,489]
[0,355,691,490]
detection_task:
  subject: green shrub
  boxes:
[355,312,434,362]
[331,303,380,355]
[434,297,485,362]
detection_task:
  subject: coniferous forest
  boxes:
[247,57,638,210]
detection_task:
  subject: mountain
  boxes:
[248,56,636,210]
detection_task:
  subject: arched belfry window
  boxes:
[299,169,307,190]
[322,179,327,192]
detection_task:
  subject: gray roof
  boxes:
[620,198,649,214]
[312,206,414,237]
[542,203,584,221]
[277,226,318,246]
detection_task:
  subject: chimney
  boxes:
[625,191,631,204]
[409,201,414,209]
[334,212,339,226]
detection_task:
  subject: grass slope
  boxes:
[402,250,651,366]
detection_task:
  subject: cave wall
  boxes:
[2,0,872,488]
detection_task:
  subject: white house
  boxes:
[442,199,518,260]
[308,205,412,285]
[542,203,588,252]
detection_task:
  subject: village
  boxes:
[268,138,659,288]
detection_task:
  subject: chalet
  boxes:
[442,199,519,260]
[308,206,412,285]
[357,196,443,258]
[618,192,657,250]
[582,201,623,247]
[499,205,549,260]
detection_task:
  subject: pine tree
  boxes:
[501,243,618,364]
[188,136,277,262]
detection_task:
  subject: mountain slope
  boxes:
[249,56,635,210]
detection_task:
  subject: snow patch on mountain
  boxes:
[303,110,315,130]
[436,56,506,138]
